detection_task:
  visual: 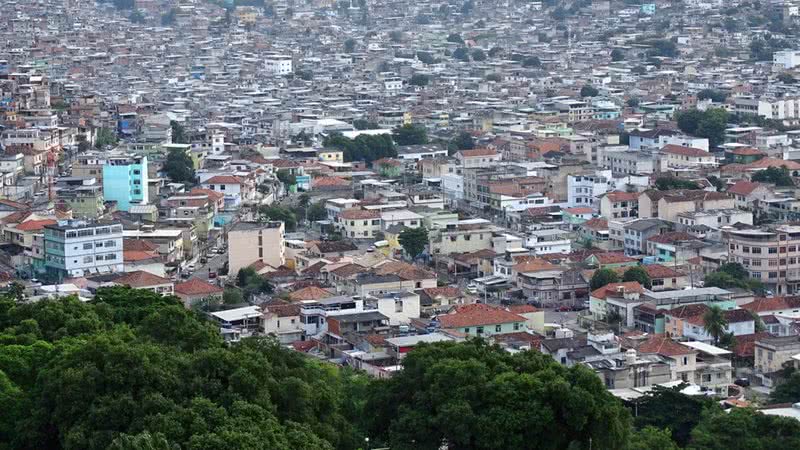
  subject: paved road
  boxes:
[544,309,580,327]
[192,250,227,282]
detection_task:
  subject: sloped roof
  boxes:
[174,278,223,296]
[727,180,764,196]
[437,304,526,328]
[661,144,711,157]
[590,281,644,299]
[288,285,334,301]
[204,175,243,185]
[114,270,172,288]
[15,219,57,231]
[638,335,696,357]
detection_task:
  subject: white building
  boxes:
[525,229,572,255]
[567,172,611,208]
[264,55,293,75]
[44,220,124,279]
[774,50,800,70]
[370,291,421,326]
[658,135,709,152]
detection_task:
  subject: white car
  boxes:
[466,283,478,294]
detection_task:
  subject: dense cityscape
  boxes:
[3,0,800,448]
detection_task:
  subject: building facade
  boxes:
[44,220,124,279]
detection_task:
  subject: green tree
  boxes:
[623,266,652,289]
[770,370,800,404]
[488,46,503,57]
[471,48,487,61]
[416,51,437,64]
[398,227,428,259]
[446,32,463,43]
[452,47,470,61]
[448,131,475,153]
[703,305,729,346]
[611,48,625,61]
[697,89,728,102]
[581,85,599,97]
[223,287,244,305]
[751,166,795,186]
[655,176,700,190]
[163,147,195,185]
[361,340,632,450]
[676,108,729,148]
[107,432,178,450]
[633,385,718,447]
[95,127,118,149]
[258,205,297,231]
[129,9,145,23]
[689,407,800,449]
[343,38,356,53]
[392,123,428,146]
[629,426,680,450]
[306,201,327,221]
[778,72,796,84]
[409,73,430,86]
[276,170,297,187]
[590,267,620,290]
[522,56,541,67]
[352,119,379,130]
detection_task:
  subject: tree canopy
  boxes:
[590,267,620,290]
[258,205,297,232]
[360,340,632,450]
[580,85,599,97]
[704,262,765,294]
[751,166,795,187]
[163,147,195,185]
[655,176,700,190]
[391,123,428,146]
[323,133,397,164]
[399,226,428,259]
[0,288,363,450]
[623,266,652,289]
[676,108,729,148]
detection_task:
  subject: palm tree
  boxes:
[703,305,728,345]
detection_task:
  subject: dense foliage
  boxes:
[0,288,362,450]
[323,133,397,163]
[361,340,632,450]
[590,267,620,290]
[655,176,700,190]
[163,147,196,185]
[399,226,429,259]
[675,108,729,148]
[704,262,765,294]
[623,266,652,289]
[751,166,795,187]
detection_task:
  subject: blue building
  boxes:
[102,154,148,211]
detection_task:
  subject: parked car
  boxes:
[734,378,751,387]
[466,283,478,294]
[557,305,571,312]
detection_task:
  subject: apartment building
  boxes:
[429,219,495,255]
[755,335,800,374]
[567,172,610,208]
[725,225,800,295]
[337,209,382,239]
[228,221,285,275]
[733,96,800,120]
[102,154,148,212]
[599,191,639,219]
[660,144,716,169]
[43,220,124,279]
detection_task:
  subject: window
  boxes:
[752,260,761,267]
[476,326,484,334]
[105,240,115,247]
[683,357,688,365]
[769,247,778,254]
[258,248,263,258]
[83,243,93,250]
[769,272,778,279]
[105,253,116,260]
[219,185,226,190]
[742,246,750,253]
[395,301,403,313]
[702,374,712,383]
[83,256,93,263]
[752,247,762,254]
[464,328,470,333]
[751,271,761,278]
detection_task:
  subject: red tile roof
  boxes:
[437,303,526,328]
[604,191,640,202]
[728,147,765,156]
[647,231,699,244]
[742,296,800,313]
[745,157,800,170]
[563,207,594,214]
[661,144,712,158]
[727,180,764,196]
[204,175,243,185]
[582,217,608,231]
[15,219,57,231]
[189,188,225,201]
[264,302,301,317]
[638,335,696,357]
[590,281,644,299]
[123,250,159,262]
[288,285,334,301]
[174,278,223,296]
[339,209,381,220]
[312,176,350,187]
[508,304,539,314]
[457,148,498,158]
[115,270,172,288]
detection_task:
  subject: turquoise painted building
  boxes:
[102,154,148,212]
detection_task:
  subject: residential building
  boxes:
[228,221,285,275]
[102,154,148,212]
[755,335,800,374]
[44,220,124,280]
[337,209,382,239]
[725,225,800,295]
[436,303,527,337]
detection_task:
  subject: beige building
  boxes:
[337,209,382,239]
[755,335,800,374]
[228,221,285,275]
[725,225,800,295]
[599,191,639,220]
[429,219,495,255]
[660,144,716,169]
[638,190,734,222]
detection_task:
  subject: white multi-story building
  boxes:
[734,96,800,120]
[264,55,293,75]
[567,172,611,208]
[44,220,124,279]
[774,50,800,70]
